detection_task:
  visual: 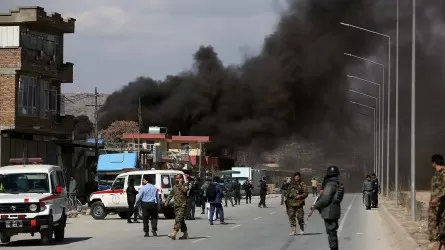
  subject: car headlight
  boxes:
[29,204,38,212]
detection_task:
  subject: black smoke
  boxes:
[99,0,379,154]
[73,115,94,140]
[99,0,445,189]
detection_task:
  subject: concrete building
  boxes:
[0,6,76,166]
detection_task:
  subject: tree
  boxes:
[73,115,94,140]
[100,120,139,146]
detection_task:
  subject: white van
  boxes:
[88,170,187,220]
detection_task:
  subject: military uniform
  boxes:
[428,168,445,245]
[165,182,189,240]
[286,179,308,235]
[371,176,379,208]
[313,166,344,250]
[363,178,373,210]
[224,182,235,207]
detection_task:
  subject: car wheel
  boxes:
[40,215,53,245]
[91,201,107,220]
[117,212,127,219]
[164,212,175,219]
[54,214,66,242]
[0,234,10,244]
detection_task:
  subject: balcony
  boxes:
[58,62,73,83]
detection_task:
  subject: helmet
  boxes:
[326,166,340,177]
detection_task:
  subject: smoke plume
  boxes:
[99,0,445,188]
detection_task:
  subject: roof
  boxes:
[116,169,185,178]
[170,136,211,143]
[0,164,61,173]
[97,152,138,172]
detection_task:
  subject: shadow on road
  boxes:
[301,233,322,236]
[4,237,92,247]
[188,236,208,240]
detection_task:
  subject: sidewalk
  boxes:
[380,192,433,250]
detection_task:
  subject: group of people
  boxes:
[282,166,345,250]
[362,173,380,210]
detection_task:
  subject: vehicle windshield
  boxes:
[0,173,50,194]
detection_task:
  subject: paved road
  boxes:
[3,194,406,249]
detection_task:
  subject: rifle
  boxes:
[306,195,319,223]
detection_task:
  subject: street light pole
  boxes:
[344,53,385,186]
[410,0,416,221]
[349,90,378,174]
[341,23,391,199]
[346,76,381,177]
[395,0,400,208]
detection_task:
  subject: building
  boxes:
[0,6,75,166]
[121,128,219,174]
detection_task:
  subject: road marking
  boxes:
[338,194,356,236]
[253,216,262,220]
[269,212,276,215]
[85,220,95,223]
[230,224,241,229]
[192,236,210,243]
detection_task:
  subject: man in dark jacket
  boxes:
[207,176,228,226]
[243,180,253,204]
[258,176,268,208]
[186,178,198,220]
[126,178,139,223]
[311,166,344,250]
[363,175,373,210]
[370,173,379,208]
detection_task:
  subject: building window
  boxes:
[49,86,58,114]
[20,28,62,60]
[17,76,37,116]
[180,143,190,155]
[39,80,49,117]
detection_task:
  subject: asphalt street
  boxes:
[3,194,406,249]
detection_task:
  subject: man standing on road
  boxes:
[311,166,344,250]
[285,172,308,235]
[126,178,139,223]
[207,176,228,225]
[199,179,210,214]
[233,179,242,205]
[134,175,158,237]
[164,174,189,240]
[280,178,290,205]
[243,180,253,204]
[69,176,77,198]
[186,177,198,220]
[224,180,235,207]
[428,154,445,250]
[370,173,379,208]
[311,178,318,197]
[363,175,373,210]
[258,176,268,208]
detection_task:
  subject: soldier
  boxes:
[233,179,242,205]
[224,180,235,207]
[370,173,379,208]
[428,154,445,250]
[363,175,373,210]
[258,176,268,208]
[280,178,290,205]
[164,174,189,240]
[311,166,345,250]
[244,180,253,204]
[285,172,308,235]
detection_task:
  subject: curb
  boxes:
[379,202,423,250]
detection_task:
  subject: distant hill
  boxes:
[62,92,109,122]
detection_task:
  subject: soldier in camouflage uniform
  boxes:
[428,154,445,250]
[164,174,189,240]
[285,172,308,235]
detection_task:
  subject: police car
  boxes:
[0,158,67,245]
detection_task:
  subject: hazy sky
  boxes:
[0,0,284,93]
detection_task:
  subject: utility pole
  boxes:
[86,87,102,166]
[137,97,142,168]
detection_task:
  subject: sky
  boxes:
[0,0,284,94]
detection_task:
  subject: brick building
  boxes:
[0,6,76,166]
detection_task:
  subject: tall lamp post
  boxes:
[349,90,378,174]
[344,53,385,187]
[410,0,416,221]
[341,23,391,200]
